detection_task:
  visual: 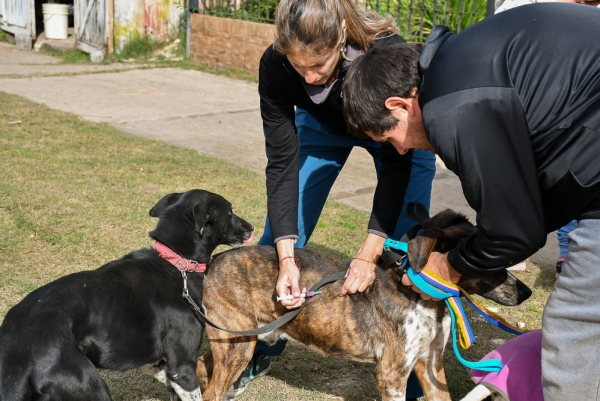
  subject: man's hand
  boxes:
[401,252,461,300]
[339,233,385,296]
[275,238,305,309]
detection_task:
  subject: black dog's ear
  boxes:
[149,192,184,217]
[408,236,437,273]
[193,202,209,236]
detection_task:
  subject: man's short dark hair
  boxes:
[343,42,423,137]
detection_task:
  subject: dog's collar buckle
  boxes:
[174,258,200,273]
[153,241,207,273]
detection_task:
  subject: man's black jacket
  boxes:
[419,3,600,277]
[259,35,413,242]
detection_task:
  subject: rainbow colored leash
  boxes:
[384,238,527,373]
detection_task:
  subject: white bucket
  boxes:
[42,3,69,40]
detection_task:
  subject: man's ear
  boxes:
[408,95,421,120]
[384,97,413,112]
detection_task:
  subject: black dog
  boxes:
[0,189,254,401]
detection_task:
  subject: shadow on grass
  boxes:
[101,369,172,401]
[258,341,382,401]
[531,265,556,292]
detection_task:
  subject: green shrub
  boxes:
[370,0,486,40]
[116,33,160,60]
[202,0,487,41]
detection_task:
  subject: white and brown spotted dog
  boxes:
[196,209,532,401]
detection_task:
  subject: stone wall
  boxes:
[190,14,274,75]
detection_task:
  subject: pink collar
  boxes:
[153,241,207,273]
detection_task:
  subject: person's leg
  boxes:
[555,219,577,275]
[542,218,600,400]
[254,339,287,356]
[556,221,574,259]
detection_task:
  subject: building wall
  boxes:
[190,14,274,75]
[114,0,182,52]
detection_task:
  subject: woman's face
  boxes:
[286,46,341,86]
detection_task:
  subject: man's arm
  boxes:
[424,87,547,276]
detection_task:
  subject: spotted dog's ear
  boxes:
[192,202,209,236]
[149,192,184,218]
[408,236,437,273]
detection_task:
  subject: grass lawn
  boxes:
[0,90,555,400]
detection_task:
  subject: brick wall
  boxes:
[190,14,275,75]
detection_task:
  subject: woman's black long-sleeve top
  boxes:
[258,35,414,241]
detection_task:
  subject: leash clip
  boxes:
[382,238,409,270]
[180,270,189,297]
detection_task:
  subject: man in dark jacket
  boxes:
[342,4,600,400]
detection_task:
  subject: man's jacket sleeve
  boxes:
[424,87,547,277]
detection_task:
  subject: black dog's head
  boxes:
[148,189,254,263]
[407,209,532,306]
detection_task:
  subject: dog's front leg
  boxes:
[196,349,214,390]
[373,353,411,401]
[199,331,256,401]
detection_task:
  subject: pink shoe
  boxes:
[507,261,526,271]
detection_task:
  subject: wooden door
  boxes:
[74,0,107,54]
[0,0,35,39]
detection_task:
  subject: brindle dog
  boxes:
[196,209,532,401]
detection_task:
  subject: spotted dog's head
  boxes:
[407,209,532,306]
[148,189,254,264]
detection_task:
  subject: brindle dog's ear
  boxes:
[149,192,184,218]
[408,236,437,273]
[193,202,209,236]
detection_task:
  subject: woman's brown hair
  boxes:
[274,0,398,57]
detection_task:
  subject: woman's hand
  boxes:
[275,238,305,309]
[339,233,385,296]
[276,258,306,309]
[401,252,462,300]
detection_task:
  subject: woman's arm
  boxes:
[259,48,301,242]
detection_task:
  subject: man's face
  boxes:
[365,106,434,155]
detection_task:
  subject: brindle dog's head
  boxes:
[407,209,532,306]
[148,189,254,264]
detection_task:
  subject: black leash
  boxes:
[183,201,429,337]
[181,270,347,336]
